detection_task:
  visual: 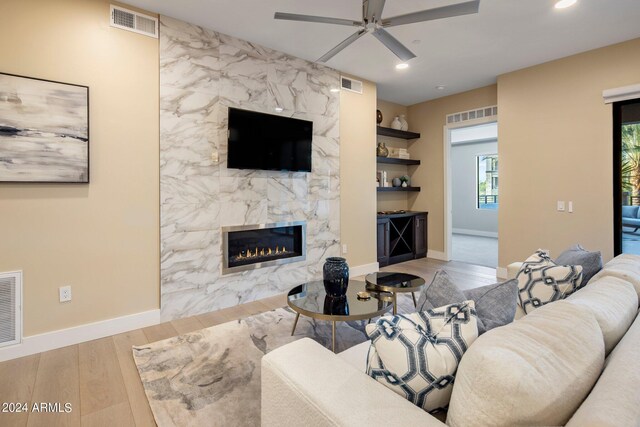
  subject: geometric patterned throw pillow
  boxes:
[516,250,583,314]
[365,301,478,412]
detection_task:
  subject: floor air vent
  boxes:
[110,5,158,38]
[0,271,21,348]
[447,105,498,124]
[341,76,363,94]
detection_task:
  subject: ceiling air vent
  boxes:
[0,271,22,348]
[341,76,363,94]
[110,5,158,38]
[447,105,498,125]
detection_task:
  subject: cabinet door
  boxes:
[377,218,390,266]
[414,213,427,258]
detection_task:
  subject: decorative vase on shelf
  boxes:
[399,114,408,131]
[392,177,402,187]
[323,257,349,297]
[402,181,408,188]
[376,109,383,125]
[376,142,389,157]
[390,116,402,130]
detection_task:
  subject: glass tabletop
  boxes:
[287,280,393,321]
[364,272,426,293]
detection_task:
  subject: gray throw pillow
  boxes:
[416,270,518,335]
[556,244,603,286]
[462,280,519,332]
[415,270,485,334]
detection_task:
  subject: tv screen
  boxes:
[227,108,313,172]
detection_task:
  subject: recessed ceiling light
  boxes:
[395,63,409,70]
[330,88,340,93]
[436,85,446,91]
[555,0,577,9]
[274,107,284,112]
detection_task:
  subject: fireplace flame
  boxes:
[237,245,290,260]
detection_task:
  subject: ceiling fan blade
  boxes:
[372,28,416,61]
[363,0,386,23]
[381,0,480,27]
[274,12,362,27]
[317,29,368,63]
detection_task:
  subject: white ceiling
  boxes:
[125,0,640,106]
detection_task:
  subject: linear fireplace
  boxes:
[222,221,306,274]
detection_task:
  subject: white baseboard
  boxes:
[0,309,160,362]
[427,250,448,261]
[496,267,508,279]
[350,262,379,278]
[453,228,498,238]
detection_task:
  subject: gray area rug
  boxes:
[133,296,415,427]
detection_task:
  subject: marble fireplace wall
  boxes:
[160,16,341,320]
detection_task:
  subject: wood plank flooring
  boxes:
[0,258,497,427]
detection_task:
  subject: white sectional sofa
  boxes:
[262,254,640,426]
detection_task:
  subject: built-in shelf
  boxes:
[377,126,420,140]
[376,157,420,166]
[377,186,421,192]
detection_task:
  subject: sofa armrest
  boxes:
[262,338,445,427]
[507,262,523,280]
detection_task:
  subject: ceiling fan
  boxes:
[274,0,480,63]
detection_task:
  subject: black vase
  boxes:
[323,257,349,297]
[323,295,349,315]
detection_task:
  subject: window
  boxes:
[477,154,498,209]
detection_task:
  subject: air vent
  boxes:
[110,5,158,38]
[0,271,21,348]
[341,76,363,94]
[447,105,498,124]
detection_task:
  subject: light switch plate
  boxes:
[557,201,565,212]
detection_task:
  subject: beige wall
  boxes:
[407,85,498,254]
[340,77,378,268]
[0,0,160,336]
[377,99,408,128]
[498,38,640,267]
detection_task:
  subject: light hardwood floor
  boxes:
[0,258,497,427]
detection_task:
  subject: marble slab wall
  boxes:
[159,16,341,320]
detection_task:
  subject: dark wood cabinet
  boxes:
[376,218,390,266]
[377,211,428,267]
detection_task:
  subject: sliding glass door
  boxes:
[614,99,640,255]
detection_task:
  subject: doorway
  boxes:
[614,99,640,255]
[446,122,498,267]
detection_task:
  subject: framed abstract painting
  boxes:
[0,72,89,183]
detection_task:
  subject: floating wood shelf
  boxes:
[377,186,421,192]
[376,126,421,140]
[376,157,420,166]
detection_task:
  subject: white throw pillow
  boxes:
[516,250,583,314]
[365,301,478,412]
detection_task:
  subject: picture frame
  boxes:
[0,72,89,183]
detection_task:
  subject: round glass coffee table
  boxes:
[287,280,393,352]
[365,272,426,315]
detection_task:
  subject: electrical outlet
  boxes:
[59,285,72,303]
[342,244,348,254]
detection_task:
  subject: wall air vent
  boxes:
[0,271,22,348]
[341,76,363,94]
[447,105,498,125]
[110,5,158,38]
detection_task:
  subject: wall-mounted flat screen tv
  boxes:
[227,107,313,172]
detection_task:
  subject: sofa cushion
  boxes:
[621,205,639,219]
[566,276,638,354]
[416,270,517,334]
[365,301,478,412]
[516,250,583,314]
[337,341,369,371]
[589,254,640,299]
[566,311,640,427]
[447,300,604,427]
[556,244,603,287]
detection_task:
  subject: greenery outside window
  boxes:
[477,154,498,210]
